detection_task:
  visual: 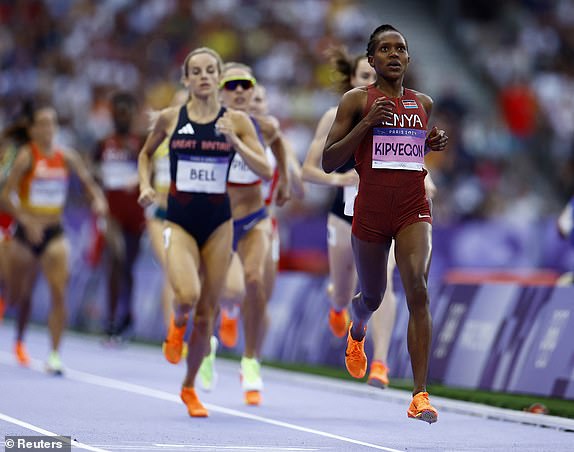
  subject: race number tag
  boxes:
[343,184,358,217]
[372,128,425,170]
[176,154,229,193]
[101,160,139,189]
[29,178,68,209]
[227,152,261,184]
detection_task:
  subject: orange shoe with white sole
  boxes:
[407,391,438,424]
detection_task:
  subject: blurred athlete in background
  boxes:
[1,101,107,373]
[303,46,397,388]
[94,92,145,341]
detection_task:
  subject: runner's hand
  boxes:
[215,113,238,141]
[138,185,156,207]
[364,97,396,127]
[426,126,448,152]
[336,170,359,187]
[275,178,291,207]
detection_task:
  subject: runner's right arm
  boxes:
[138,108,174,207]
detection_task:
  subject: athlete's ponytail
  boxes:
[325,46,365,95]
[1,99,39,145]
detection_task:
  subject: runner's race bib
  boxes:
[29,178,68,209]
[343,184,358,216]
[227,152,260,184]
[372,128,425,170]
[176,154,229,193]
[101,160,139,189]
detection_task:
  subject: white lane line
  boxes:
[263,367,574,432]
[0,412,108,452]
[0,354,402,452]
[154,445,318,451]
[65,367,402,452]
[88,446,317,451]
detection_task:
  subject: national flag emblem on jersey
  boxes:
[402,99,418,109]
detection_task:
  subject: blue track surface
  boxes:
[1,324,572,451]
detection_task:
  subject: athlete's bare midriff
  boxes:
[20,209,62,229]
[228,184,264,219]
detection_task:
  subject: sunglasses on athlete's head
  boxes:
[220,76,257,91]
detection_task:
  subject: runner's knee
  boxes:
[172,283,199,306]
[244,265,264,294]
[361,292,382,312]
[404,276,429,310]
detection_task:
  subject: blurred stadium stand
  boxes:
[1,0,573,283]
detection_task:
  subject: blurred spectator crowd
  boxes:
[1,0,572,227]
[431,0,574,224]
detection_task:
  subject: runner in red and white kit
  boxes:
[94,92,145,341]
[323,24,447,424]
[197,63,291,406]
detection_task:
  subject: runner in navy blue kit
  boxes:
[137,47,271,418]
[322,25,448,423]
